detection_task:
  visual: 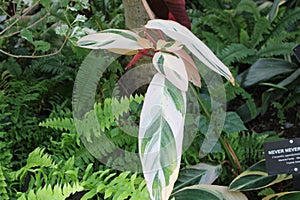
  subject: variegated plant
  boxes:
[77,19,235,200]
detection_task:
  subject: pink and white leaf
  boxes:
[153,52,188,92]
[139,73,186,200]
[145,19,235,85]
[175,49,201,87]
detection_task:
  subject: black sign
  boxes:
[293,44,300,62]
[263,138,300,175]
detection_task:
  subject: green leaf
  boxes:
[139,73,186,200]
[263,191,300,200]
[267,0,287,22]
[250,18,270,48]
[237,58,298,87]
[33,40,51,52]
[16,147,57,179]
[229,160,292,191]
[257,43,295,57]
[236,0,261,21]
[40,0,51,9]
[259,82,288,91]
[174,163,222,192]
[20,29,34,43]
[220,43,256,65]
[172,185,248,200]
[223,112,247,134]
[276,67,300,88]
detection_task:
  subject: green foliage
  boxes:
[17,183,84,200]
[1,0,299,199]
[0,165,9,200]
[14,147,149,200]
[229,160,292,191]
[81,170,149,200]
[190,0,300,66]
[15,147,57,180]
[226,132,269,170]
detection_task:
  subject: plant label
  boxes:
[263,138,300,175]
[294,43,300,62]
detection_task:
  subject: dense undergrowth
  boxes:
[0,0,299,199]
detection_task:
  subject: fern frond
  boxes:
[271,7,300,35]
[0,165,9,200]
[257,42,296,57]
[228,132,268,170]
[30,56,69,75]
[39,117,75,132]
[236,0,261,21]
[220,43,256,65]
[250,17,270,48]
[17,183,84,200]
[16,147,57,179]
[81,171,149,200]
[96,94,144,131]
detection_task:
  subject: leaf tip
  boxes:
[230,76,235,86]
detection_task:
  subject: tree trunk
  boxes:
[123,0,150,29]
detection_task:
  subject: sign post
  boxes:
[263,138,300,190]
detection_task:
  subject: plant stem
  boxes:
[189,83,210,118]
[0,35,69,59]
[190,84,241,173]
[0,1,41,35]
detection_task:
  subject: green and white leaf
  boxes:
[263,191,300,200]
[145,19,234,85]
[139,73,186,200]
[172,185,248,200]
[229,160,292,191]
[153,52,188,92]
[77,29,142,54]
[174,163,222,192]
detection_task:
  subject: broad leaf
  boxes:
[229,160,292,191]
[263,191,300,200]
[172,185,248,200]
[174,163,222,191]
[268,0,287,22]
[153,52,188,91]
[175,49,201,87]
[223,112,247,134]
[139,73,186,200]
[145,19,235,85]
[78,29,142,54]
[237,58,298,87]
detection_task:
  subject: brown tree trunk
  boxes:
[123,0,150,29]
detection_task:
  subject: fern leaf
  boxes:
[271,7,300,35]
[17,183,84,200]
[220,43,256,65]
[228,132,268,170]
[39,117,75,132]
[16,147,57,179]
[250,17,270,48]
[81,171,149,200]
[236,0,261,21]
[0,166,9,200]
[95,94,144,131]
[257,42,296,57]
